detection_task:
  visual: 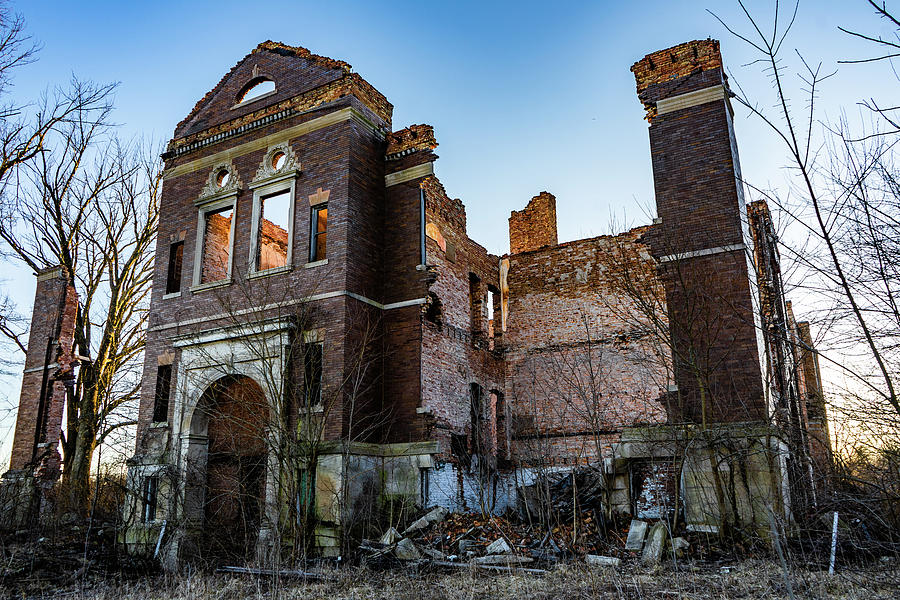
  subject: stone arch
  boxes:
[183,374,269,561]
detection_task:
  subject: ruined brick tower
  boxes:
[632,40,767,425]
[1,266,78,523]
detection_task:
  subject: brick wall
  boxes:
[509,191,558,254]
[8,267,78,476]
[504,228,669,465]
[634,40,767,424]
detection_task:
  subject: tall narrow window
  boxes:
[152,364,172,423]
[303,341,323,406]
[142,475,158,523]
[166,241,184,294]
[200,205,234,283]
[469,273,482,335]
[256,191,291,271]
[310,205,327,262]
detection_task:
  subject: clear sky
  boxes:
[0,1,894,462]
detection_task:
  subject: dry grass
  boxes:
[5,559,897,600]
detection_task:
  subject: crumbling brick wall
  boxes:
[509,192,558,254]
[504,227,669,466]
[419,176,505,464]
[8,267,78,480]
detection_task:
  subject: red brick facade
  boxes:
[5,39,829,541]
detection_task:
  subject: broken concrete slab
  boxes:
[485,537,512,555]
[394,538,421,560]
[585,555,621,567]
[401,506,449,536]
[402,517,429,535]
[671,536,689,558]
[424,506,448,523]
[625,519,649,551]
[641,523,667,565]
[474,554,534,566]
[380,527,401,545]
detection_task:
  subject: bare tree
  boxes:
[0,127,160,511]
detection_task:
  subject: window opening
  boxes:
[257,190,291,270]
[296,468,315,523]
[303,341,323,406]
[152,364,172,423]
[469,273,482,335]
[424,292,442,328]
[310,205,328,262]
[166,241,184,294]
[450,433,470,468]
[201,205,233,283]
[237,79,275,104]
[419,467,430,506]
[469,383,485,457]
[215,169,230,188]
[142,475,158,523]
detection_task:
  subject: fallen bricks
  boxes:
[358,507,691,573]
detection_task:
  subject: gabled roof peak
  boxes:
[253,41,352,74]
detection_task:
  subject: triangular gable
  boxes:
[174,41,352,139]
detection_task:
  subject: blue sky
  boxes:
[0,1,895,461]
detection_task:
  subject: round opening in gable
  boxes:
[237,78,276,104]
[271,151,286,171]
[216,169,230,188]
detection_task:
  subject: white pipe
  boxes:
[829,511,838,575]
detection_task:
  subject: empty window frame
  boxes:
[142,475,159,523]
[237,78,276,105]
[166,241,184,294]
[255,190,292,271]
[310,204,328,262]
[303,341,323,406]
[196,202,235,285]
[152,364,172,423]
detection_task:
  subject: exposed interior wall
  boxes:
[504,228,670,467]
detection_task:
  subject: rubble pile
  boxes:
[357,506,695,573]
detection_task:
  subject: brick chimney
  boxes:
[6,266,78,480]
[509,191,558,254]
[633,40,767,424]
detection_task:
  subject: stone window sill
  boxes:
[190,279,231,294]
[249,264,293,279]
[149,422,169,429]
[162,291,182,300]
[305,259,328,269]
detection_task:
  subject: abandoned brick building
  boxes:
[2,38,831,563]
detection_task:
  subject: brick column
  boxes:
[632,40,767,424]
[6,266,78,479]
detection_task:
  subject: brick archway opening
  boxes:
[191,374,269,562]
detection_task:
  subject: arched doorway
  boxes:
[191,375,269,561]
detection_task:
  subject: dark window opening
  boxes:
[419,467,430,506]
[469,383,485,456]
[303,341,323,406]
[166,241,183,294]
[450,433,470,468]
[142,475,158,523]
[310,205,327,262]
[152,364,172,423]
[469,273,482,335]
